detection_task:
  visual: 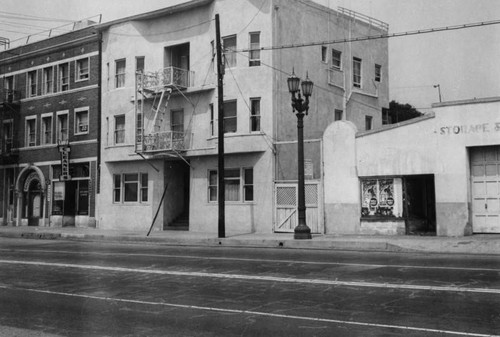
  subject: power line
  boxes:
[237,0,268,35]
[237,19,500,53]
[0,11,74,23]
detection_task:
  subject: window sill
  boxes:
[207,202,256,206]
[360,216,404,222]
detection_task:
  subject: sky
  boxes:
[1,0,500,110]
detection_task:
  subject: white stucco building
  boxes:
[95,0,390,234]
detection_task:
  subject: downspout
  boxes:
[96,31,103,226]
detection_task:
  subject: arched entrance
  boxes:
[15,166,46,227]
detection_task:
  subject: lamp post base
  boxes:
[294,224,312,240]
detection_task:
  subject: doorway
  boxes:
[403,175,436,235]
[26,179,43,226]
[164,160,190,230]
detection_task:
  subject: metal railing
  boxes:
[142,131,185,153]
[138,67,195,93]
[0,138,18,156]
[338,7,389,31]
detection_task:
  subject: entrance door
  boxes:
[403,175,436,235]
[471,146,500,233]
[27,179,43,226]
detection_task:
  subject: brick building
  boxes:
[0,23,100,227]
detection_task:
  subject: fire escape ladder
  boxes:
[152,88,172,133]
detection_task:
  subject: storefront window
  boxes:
[361,178,402,218]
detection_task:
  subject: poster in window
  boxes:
[361,179,395,217]
[361,180,377,216]
[378,179,395,216]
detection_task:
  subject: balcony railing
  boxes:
[141,131,185,153]
[0,138,19,157]
[138,67,195,93]
[1,89,21,104]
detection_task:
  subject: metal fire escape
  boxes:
[0,89,20,165]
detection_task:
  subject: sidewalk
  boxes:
[0,225,499,255]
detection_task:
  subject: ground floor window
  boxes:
[208,168,253,202]
[113,172,148,203]
[361,178,401,218]
[52,180,89,216]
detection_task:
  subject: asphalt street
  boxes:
[0,238,498,336]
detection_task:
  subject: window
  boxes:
[75,108,89,134]
[334,109,343,121]
[375,64,381,82]
[76,58,89,81]
[41,115,52,145]
[113,173,148,203]
[321,46,328,63]
[361,178,401,218]
[208,168,254,202]
[58,63,69,91]
[332,49,342,69]
[136,56,145,74]
[249,32,260,67]
[222,35,237,68]
[171,109,184,145]
[57,112,69,142]
[115,59,126,88]
[353,57,362,88]
[43,66,54,94]
[25,117,36,147]
[2,120,13,152]
[209,104,215,137]
[382,108,391,125]
[27,70,37,97]
[223,100,237,133]
[114,115,125,144]
[243,168,254,202]
[250,98,260,132]
[365,115,373,131]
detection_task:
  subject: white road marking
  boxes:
[1,248,499,272]
[0,284,497,337]
[0,259,499,294]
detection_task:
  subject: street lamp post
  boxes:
[287,70,313,240]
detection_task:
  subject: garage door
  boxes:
[471,146,500,233]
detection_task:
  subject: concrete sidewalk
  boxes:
[0,225,499,255]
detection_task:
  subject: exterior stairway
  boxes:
[165,213,189,231]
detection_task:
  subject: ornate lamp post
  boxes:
[287,70,314,240]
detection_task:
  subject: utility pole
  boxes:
[215,14,225,238]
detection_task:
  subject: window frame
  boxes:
[25,116,37,147]
[113,172,149,204]
[375,64,382,82]
[334,109,343,121]
[2,119,13,152]
[209,104,215,137]
[114,114,126,144]
[27,70,37,97]
[207,168,254,203]
[321,46,328,63]
[115,59,126,88]
[43,66,54,95]
[75,57,90,82]
[223,99,237,134]
[41,113,53,145]
[136,56,145,74]
[249,32,261,67]
[250,97,261,132]
[56,111,69,142]
[365,115,373,131]
[58,63,70,92]
[74,107,90,135]
[353,57,362,88]
[222,35,237,68]
[331,49,342,70]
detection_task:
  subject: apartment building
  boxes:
[95,0,389,234]
[0,23,100,227]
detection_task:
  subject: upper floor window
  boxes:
[375,64,382,82]
[57,112,69,142]
[222,35,237,68]
[136,56,145,74]
[115,59,126,88]
[27,70,37,97]
[25,117,36,147]
[332,49,342,70]
[171,109,184,145]
[114,115,125,144]
[250,98,260,132]
[2,120,13,152]
[353,57,362,88]
[75,108,89,135]
[41,114,53,145]
[223,100,237,133]
[365,115,373,131]
[321,46,328,63]
[334,109,343,121]
[76,58,89,81]
[43,66,54,95]
[249,32,261,67]
[209,104,215,137]
[58,63,69,92]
